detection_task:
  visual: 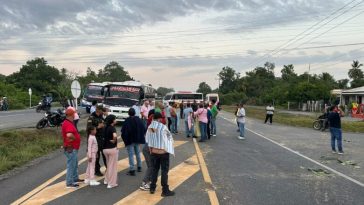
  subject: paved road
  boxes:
[1,111,363,205]
[0,107,86,131]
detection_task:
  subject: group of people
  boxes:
[61,101,176,197]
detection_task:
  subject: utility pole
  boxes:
[308,63,311,83]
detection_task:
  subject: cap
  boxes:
[65,107,76,116]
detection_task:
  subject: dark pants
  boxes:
[142,144,153,183]
[95,148,107,173]
[167,117,172,131]
[265,114,273,124]
[207,119,211,139]
[150,153,170,192]
[180,108,184,119]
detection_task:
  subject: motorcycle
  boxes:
[313,113,328,131]
[36,100,52,113]
[36,109,65,129]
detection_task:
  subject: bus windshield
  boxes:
[108,85,141,100]
[84,85,103,97]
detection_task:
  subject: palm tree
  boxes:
[348,60,364,80]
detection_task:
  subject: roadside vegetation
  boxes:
[0,129,86,175]
[223,105,364,133]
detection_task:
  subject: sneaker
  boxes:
[90,180,100,186]
[84,179,90,184]
[107,184,118,189]
[332,150,337,154]
[161,190,175,197]
[137,167,142,172]
[139,182,150,191]
[338,152,344,155]
[213,134,217,137]
[103,180,108,185]
[66,184,79,189]
[238,136,245,140]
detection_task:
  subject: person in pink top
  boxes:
[85,126,100,186]
[194,103,208,142]
[140,100,150,125]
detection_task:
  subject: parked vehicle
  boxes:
[36,109,65,129]
[313,113,328,131]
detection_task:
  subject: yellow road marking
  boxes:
[114,155,200,205]
[193,138,219,205]
[17,141,187,205]
[12,138,124,205]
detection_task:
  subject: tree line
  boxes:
[197,60,364,106]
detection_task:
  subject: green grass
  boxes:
[223,105,364,133]
[0,128,86,175]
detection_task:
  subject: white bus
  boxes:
[163,91,203,106]
[102,81,156,121]
[81,82,108,113]
[205,93,219,104]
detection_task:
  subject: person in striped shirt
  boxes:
[146,112,175,197]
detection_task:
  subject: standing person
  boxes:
[205,104,212,140]
[121,108,146,176]
[62,107,82,188]
[165,102,172,131]
[141,100,150,126]
[183,103,194,138]
[210,99,219,137]
[67,106,80,131]
[180,101,184,119]
[235,104,240,132]
[149,100,155,110]
[328,105,344,154]
[84,126,100,186]
[236,103,246,140]
[132,102,141,118]
[170,103,178,134]
[90,100,97,114]
[147,112,175,197]
[264,104,275,124]
[194,104,208,142]
[87,105,106,176]
[103,115,119,189]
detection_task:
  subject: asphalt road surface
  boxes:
[1,111,363,205]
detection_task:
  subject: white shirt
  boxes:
[132,105,141,118]
[236,107,246,123]
[90,106,96,114]
[266,106,274,115]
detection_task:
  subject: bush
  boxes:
[220,91,248,105]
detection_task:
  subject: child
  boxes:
[85,126,101,186]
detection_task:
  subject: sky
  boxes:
[0,0,364,91]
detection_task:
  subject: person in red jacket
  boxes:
[62,107,82,188]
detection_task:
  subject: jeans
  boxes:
[150,153,170,192]
[238,122,245,137]
[184,121,193,137]
[211,118,217,135]
[127,144,142,171]
[64,149,79,186]
[199,122,207,141]
[330,127,343,152]
[171,117,177,133]
[142,144,153,183]
[207,120,211,139]
[167,117,172,131]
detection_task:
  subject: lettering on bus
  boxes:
[110,86,140,93]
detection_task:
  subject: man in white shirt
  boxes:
[236,103,246,140]
[265,104,275,124]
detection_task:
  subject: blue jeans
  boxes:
[184,121,193,137]
[127,144,142,171]
[64,149,79,186]
[171,117,177,133]
[199,122,207,141]
[211,118,217,135]
[330,127,343,152]
[238,122,245,137]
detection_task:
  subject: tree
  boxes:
[98,61,132,82]
[196,82,212,95]
[337,79,349,89]
[6,57,64,97]
[348,60,363,80]
[0,74,5,82]
[218,66,240,94]
[281,64,297,81]
[156,87,174,96]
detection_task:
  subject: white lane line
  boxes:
[220,116,364,188]
[0,114,25,118]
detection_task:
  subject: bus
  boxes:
[81,82,108,113]
[102,81,156,121]
[163,91,203,106]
